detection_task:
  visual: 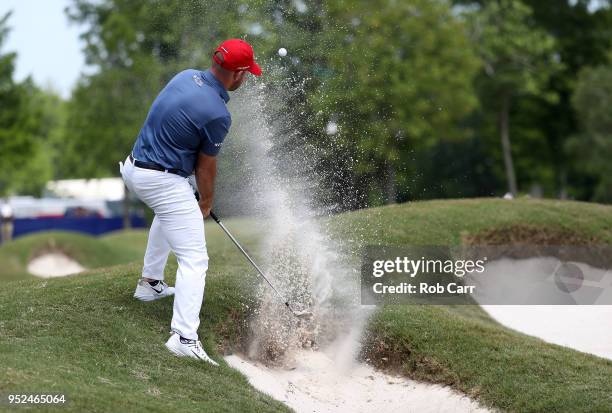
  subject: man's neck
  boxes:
[209,67,230,91]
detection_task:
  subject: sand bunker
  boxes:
[27,253,85,278]
[477,258,612,360]
[482,304,612,360]
[225,349,489,413]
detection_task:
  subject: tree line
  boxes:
[1,0,611,210]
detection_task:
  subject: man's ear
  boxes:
[213,51,225,65]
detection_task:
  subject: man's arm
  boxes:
[196,114,230,217]
[195,152,217,218]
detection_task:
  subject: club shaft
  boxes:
[209,211,288,305]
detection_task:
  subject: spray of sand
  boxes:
[226,74,366,365]
[218,66,491,413]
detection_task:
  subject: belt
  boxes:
[129,154,184,176]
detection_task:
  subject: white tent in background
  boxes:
[45,178,125,201]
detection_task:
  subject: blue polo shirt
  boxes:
[132,69,231,177]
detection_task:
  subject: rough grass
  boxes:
[1,198,612,412]
[326,198,612,246]
[0,251,286,412]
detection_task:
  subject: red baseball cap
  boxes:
[213,39,262,76]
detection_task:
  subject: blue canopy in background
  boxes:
[12,215,146,238]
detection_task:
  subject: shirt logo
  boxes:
[193,75,203,87]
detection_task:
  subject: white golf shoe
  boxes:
[165,332,219,366]
[133,279,175,301]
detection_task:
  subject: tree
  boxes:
[8,86,63,196]
[310,0,480,205]
[517,0,612,199]
[59,62,162,178]
[568,65,612,202]
[465,0,561,196]
[0,12,57,196]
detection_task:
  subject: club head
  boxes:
[284,301,313,319]
[291,308,314,319]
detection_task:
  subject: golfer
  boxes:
[120,39,261,365]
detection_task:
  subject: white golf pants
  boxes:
[120,156,208,340]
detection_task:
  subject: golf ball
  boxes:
[278,47,287,57]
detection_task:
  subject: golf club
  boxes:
[209,211,313,319]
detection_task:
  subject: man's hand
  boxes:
[195,153,217,218]
[199,199,212,218]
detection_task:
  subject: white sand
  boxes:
[27,253,86,278]
[225,350,489,413]
[482,305,612,360]
[477,258,612,360]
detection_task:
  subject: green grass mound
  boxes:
[328,198,612,245]
[100,229,151,259]
[1,198,612,412]
[0,262,285,412]
[0,231,143,280]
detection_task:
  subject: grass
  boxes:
[1,198,611,412]
[0,229,288,412]
[326,197,612,245]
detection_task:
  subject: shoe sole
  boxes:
[165,339,219,366]
[134,287,175,302]
[134,294,157,302]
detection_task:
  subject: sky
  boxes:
[0,0,85,98]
